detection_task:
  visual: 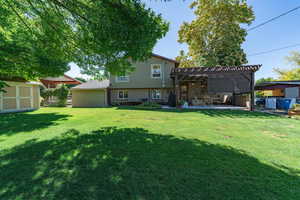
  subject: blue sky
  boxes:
[67,0,300,80]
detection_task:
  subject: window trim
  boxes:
[151,64,162,79]
[151,89,161,100]
[117,90,128,100]
[115,75,129,83]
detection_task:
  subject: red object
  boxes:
[40,74,82,88]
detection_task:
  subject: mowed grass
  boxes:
[0,107,300,200]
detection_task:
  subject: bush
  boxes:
[53,85,69,107]
[292,104,300,111]
[135,102,162,109]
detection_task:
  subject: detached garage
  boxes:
[71,80,109,108]
[0,81,40,113]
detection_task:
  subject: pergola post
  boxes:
[174,76,180,107]
[250,72,255,111]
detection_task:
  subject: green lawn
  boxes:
[1,107,300,200]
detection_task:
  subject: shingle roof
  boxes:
[72,80,109,90]
[171,65,262,75]
[41,75,81,83]
[152,53,179,64]
[255,80,300,90]
[256,81,300,86]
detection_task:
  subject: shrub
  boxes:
[53,85,69,107]
[136,102,161,109]
[292,104,300,111]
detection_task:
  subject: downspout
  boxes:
[162,62,166,88]
[162,62,166,102]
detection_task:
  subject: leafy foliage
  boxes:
[75,77,87,83]
[1,0,168,78]
[273,51,300,80]
[286,51,300,66]
[53,85,69,107]
[0,81,9,93]
[273,68,300,81]
[0,1,71,80]
[256,77,275,84]
[178,0,254,67]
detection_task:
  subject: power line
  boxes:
[248,43,300,57]
[247,5,300,32]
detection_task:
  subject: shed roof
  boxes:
[72,80,109,90]
[255,80,300,90]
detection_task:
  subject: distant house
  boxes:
[72,53,261,110]
[255,80,300,98]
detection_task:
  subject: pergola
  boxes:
[170,65,262,110]
[40,75,81,88]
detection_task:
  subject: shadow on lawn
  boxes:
[1,127,299,200]
[0,112,70,136]
[117,106,279,119]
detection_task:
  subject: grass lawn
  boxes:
[0,107,300,200]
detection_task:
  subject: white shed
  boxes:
[0,81,41,113]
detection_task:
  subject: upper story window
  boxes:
[116,75,129,82]
[151,64,162,79]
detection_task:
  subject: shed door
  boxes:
[0,85,33,112]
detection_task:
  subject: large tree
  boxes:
[177,0,254,67]
[0,0,169,80]
[0,2,71,79]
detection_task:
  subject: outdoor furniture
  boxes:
[192,97,204,105]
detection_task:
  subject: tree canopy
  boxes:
[0,1,70,80]
[256,77,274,84]
[0,0,169,80]
[177,0,254,67]
[273,51,300,80]
[274,68,300,81]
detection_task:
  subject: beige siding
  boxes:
[19,86,31,97]
[110,57,175,89]
[32,85,40,109]
[3,99,17,110]
[0,81,40,113]
[20,98,31,109]
[111,88,170,104]
[3,86,16,97]
[72,90,107,108]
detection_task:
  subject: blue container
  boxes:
[276,99,284,109]
[282,99,292,110]
[276,99,291,110]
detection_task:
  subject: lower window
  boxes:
[118,90,128,99]
[152,89,161,100]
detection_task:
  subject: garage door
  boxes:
[72,90,107,107]
[0,85,34,112]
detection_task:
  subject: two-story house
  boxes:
[72,54,179,107]
[109,54,179,105]
[72,53,261,110]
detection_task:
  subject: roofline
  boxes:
[71,88,107,91]
[63,74,82,84]
[171,64,262,75]
[40,74,82,84]
[152,53,179,64]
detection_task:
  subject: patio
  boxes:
[162,105,247,110]
[170,65,262,110]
